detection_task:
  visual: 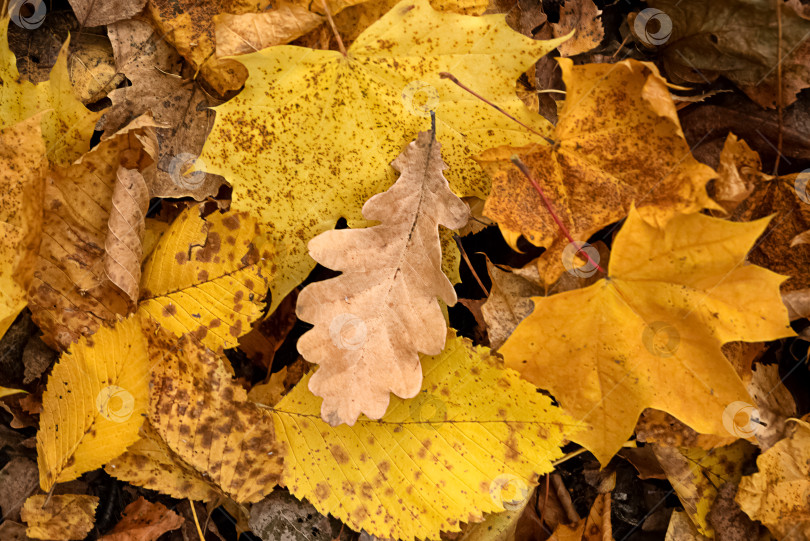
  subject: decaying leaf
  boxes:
[28,116,158,350]
[548,492,611,541]
[149,326,284,503]
[736,418,810,540]
[500,208,794,464]
[480,261,543,350]
[296,130,469,425]
[653,441,755,537]
[0,18,101,165]
[146,0,271,95]
[214,5,324,56]
[105,420,220,502]
[68,0,148,27]
[105,167,150,307]
[641,0,810,108]
[274,333,579,540]
[37,316,149,491]
[98,497,184,541]
[477,58,717,286]
[21,494,99,541]
[551,0,603,56]
[747,363,797,450]
[0,116,45,340]
[104,18,225,200]
[197,0,567,314]
[137,206,269,352]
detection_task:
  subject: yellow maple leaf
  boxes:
[0,115,46,339]
[37,316,149,491]
[297,129,469,425]
[0,18,100,165]
[21,494,99,541]
[736,418,810,540]
[476,58,718,286]
[197,0,568,314]
[149,325,284,503]
[137,206,269,352]
[499,208,794,464]
[272,333,579,540]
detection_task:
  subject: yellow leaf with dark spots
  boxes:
[196,0,568,314]
[36,316,148,491]
[138,206,269,351]
[149,326,284,503]
[272,333,579,540]
[21,494,99,541]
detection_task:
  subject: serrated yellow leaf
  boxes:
[106,420,220,502]
[37,316,149,491]
[0,18,100,165]
[0,115,45,339]
[149,326,284,503]
[197,0,568,313]
[500,209,795,465]
[21,494,99,541]
[272,333,579,540]
[138,206,269,351]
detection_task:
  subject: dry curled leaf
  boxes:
[149,326,283,503]
[105,167,150,307]
[68,0,148,27]
[296,130,469,425]
[477,58,717,286]
[214,5,324,56]
[37,316,149,491]
[21,494,99,541]
[500,209,794,464]
[28,116,158,350]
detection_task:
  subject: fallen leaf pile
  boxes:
[0,0,808,539]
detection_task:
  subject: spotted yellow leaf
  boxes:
[196,0,568,313]
[37,316,149,491]
[0,116,45,340]
[272,333,579,540]
[149,326,284,503]
[0,18,100,165]
[21,494,99,541]
[138,206,269,351]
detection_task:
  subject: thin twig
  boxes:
[321,0,346,56]
[551,473,581,524]
[439,72,554,144]
[510,155,605,273]
[189,500,205,541]
[453,233,488,297]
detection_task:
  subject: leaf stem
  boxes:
[439,72,554,144]
[320,0,347,57]
[510,155,605,274]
